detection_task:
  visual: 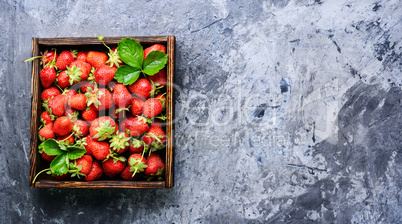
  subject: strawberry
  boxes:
[70,155,93,177]
[83,136,93,156]
[148,69,167,87]
[44,94,67,117]
[41,49,57,66]
[110,106,129,120]
[41,86,61,101]
[130,97,145,116]
[88,140,110,160]
[119,115,135,133]
[102,157,126,178]
[64,107,78,122]
[68,93,87,110]
[54,116,73,136]
[109,131,130,154]
[57,70,71,89]
[143,98,163,118]
[89,116,118,141]
[94,65,116,86]
[107,46,124,68]
[40,66,57,88]
[120,165,136,180]
[56,135,75,145]
[85,160,103,181]
[128,153,148,176]
[82,107,98,124]
[143,44,166,60]
[63,89,77,102]
[53,173,69,180]
[128,78,152,99]
[112,84,131,108]
[129,116,149,137]
[76,51,87,61]
[144,153,165,177]
[66,60,91,85]
[41,151,56,162]
[86,51,107,68]
[41,111,54,125]
[85,87,114,111]
[72,120,89,138]
[129,138,145,154]
[39,123,55,141]
[56,50,74,70]
[80,81,96,93]
[142,121,166,150]
[155,93,166,110]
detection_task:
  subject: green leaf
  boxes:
[67,146,86,160]
[40,139,64,156]
[115,65,141,85]
[143,51,168,76]
[50,153,69,176]
[118,38,143,69]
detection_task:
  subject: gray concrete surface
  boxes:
[0,0,401,223]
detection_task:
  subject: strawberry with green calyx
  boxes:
[72,120,89,138]
[54,116,73,136]
[82,107,98,124]
[143,98,163,118]
[41,111,55,125]
[57,70,71,89]
[85,160,103,181]
[128,78,152,99]
[69,155,93,178]
[130,97,145,117]
[68,93,87,110]
[62,88,77,102]
[40,66,57,88]
[98,35,123,68]
[155,93,166,110]
[88,140,110,160]
[65,65,83,85]
[120,165,136,180]
[102,155,126,178]
[111,106,129,120]
[129,116,150,137]
[128,153,148,177]
[89,116,118,141]
[112,83,131,108]
[143,44,166,60]
[144,153,165,180]
[43,94,67,117]
[41,86,61,101]
[80,81,96,93]
[109,131,130,154]
[142,121,166,151]
[56,135,75,145]
[39,123,55,141]
[24,49,57,66]
[86,51,108,69]
[129,138,146,154]
[64,108,78,122]
[85,87,114,111]
[94,64,116,86]
[56,50,75,70]
[69,60,91,83]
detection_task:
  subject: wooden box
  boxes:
[29,36,175,188]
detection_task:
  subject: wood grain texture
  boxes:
[35,180,165,189]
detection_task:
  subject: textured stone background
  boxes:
[0,0,401,223]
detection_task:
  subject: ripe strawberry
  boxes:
[53,173,69,180]
[64,107,78,122]
[45,94,67,117]
[82,107,98,124]
[85,160,103,181]
[110,106,129,120]
[143,98,163,118]
[130,97,145,116]
[41,86,61,101]
[41,111,54,125]
[54,116,73,136]
[89,116,118,141]
[84,136,93,156]
[80,81,96,93]
[85,87,114,111]
[128,153,148,176]
[41,151,56,162]
[39,123,55,141]
[128,78,152,99]
[63,89,77,102]
[142,122,166,149]
[76,51,87,61]
[143,44,166,60]
[102,157,126,178]
[57,70,71,89]
[110,132,130,154]
[68,93,87,110]
[144,153,165,177]
[88,140,110,160]
[94,65,116,86]
[56,135,75,145]
[41,49,58,66]
[86,51,107,68]
[74,155,93,176]
[148,69,167,87]
[129,116,149,137]
[112,84,131,108]
[129,138,145,154]
[56,50,74,70]
[120,165,136,180]
[72,120,89,138]
[155,93,166,110]
[119,115,135,133]
[66,60,92,85]
[40,66,57,88]
[107,46,124,68]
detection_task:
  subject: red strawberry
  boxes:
[155,93,166,110]
[64,107,78,122]
[85,87,114,111]
[128,79,152,99]
[45,94,67,117]
[80,81,96,93]
[129,138,145,154]
[72,120,89,138]
[57,70,71,89]
[39,123,55,140]
[107,46,124,68]
[68,93,87,110]
[82,107,98,124]
[143,44,166,60]
[143,98,163,118]
[130,97,145,116]
[109,132,130,154]
[119,115,135,133]
[76,51,87,61]
[41,50,57,66]
[54,116,73,136]
[66,60,91,85]
[86,51,107,68]
[40,66,57,88]
[112,84,131,108]
[84,135,93,156]
[148,69,167,87]
[75,155,93,176]
[129,116,149,137]
[102,157,126,178]
[85,160,103,181]
[94,65,116,86]
[56,135,75,145]
[41,86,61,101]
[56,50,74,70]
[63,89,77,101]
[142,122,166,149]
[41,151,56,162]
[120,165,136,180]
[144,153,165,177]
[128,153,148,176]
[88,140,110,160]
[41,111,53,125]
[110,107,129,120]
[89,116,118,141]
[53,173,69,180]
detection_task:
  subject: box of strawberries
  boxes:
[28,36,175,188]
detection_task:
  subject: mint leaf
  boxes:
[118,38,143,69]
[50,153,69,175]
[115,65,141,85]
[143,51,168,76]
[67,146,86,160]
[40,139,64,156]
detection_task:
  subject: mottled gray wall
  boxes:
[0,0,401,223]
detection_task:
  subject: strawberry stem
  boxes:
[32,168,51,184]
[24,56,42,63]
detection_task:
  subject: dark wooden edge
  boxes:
[165,36,175,188]
[38,36,168,45]
[35,180,165,189]
[29,38,41,187]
